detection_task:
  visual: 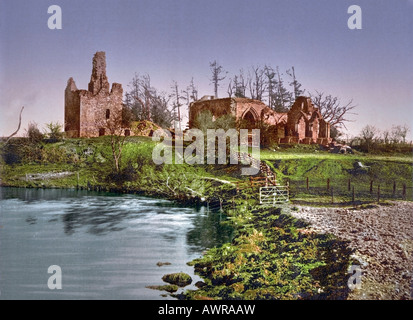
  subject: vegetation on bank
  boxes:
[1,136,412,299]
[184,205,353,300]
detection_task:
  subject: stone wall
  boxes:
[188,95,331,145]
[64,52,123,138]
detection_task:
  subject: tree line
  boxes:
[353,124,411,153]
[123,61,357,138]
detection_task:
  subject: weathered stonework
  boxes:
[188,96,331,145]
[64,52,123,138]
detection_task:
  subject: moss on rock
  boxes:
[162,273,192,287]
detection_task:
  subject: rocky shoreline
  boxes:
[290,201,413,300]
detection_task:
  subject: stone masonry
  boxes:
[188,96,330,145]
[64,52,123,138]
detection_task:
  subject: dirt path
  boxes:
[290,201,413,300]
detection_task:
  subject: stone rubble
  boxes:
[290,201,413,300]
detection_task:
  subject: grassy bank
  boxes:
[184,204,353,300]
[1,137,411,299]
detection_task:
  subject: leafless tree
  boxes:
[25,121,43,143]
[169,80,185,130]
[209,60,227,98]
[310,91,357,129]
[382,129,391,145]
[273,67,291,112]
[227,78,234,97]
[264,65,276,109]
[183,77,198,102]
[286,66,304,99]
[360,124,379,152]
[124,73,174,128]
[229,71,248,98]
[4,106,24,145]
[105,108,130,173]
[248,65,266,101]
[391,124,410,144]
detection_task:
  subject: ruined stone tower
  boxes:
[64,51,123,138]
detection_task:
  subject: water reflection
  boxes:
[62,203,129,235]
[0,187,234,299]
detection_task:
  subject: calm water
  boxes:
[0,187,232,300]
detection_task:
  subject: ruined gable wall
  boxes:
[234,98,267,122]
[64,78,81,138]
[189,98,234,127]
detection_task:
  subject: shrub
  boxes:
[44,122,64,143]
[25,122,44,144]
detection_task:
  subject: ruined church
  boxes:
[64,51,124,138]
[65,52,331,145]
[189,96,331,145]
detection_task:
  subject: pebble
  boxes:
[289,201,413,300]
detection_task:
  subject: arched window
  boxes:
[243,110,256,129]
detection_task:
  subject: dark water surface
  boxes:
[0,187,232,299]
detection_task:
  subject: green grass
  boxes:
[2,137,411,300]
[184,205,353,300]
[1,137,412,204]
[258,148,413,204]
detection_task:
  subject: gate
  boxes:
[259,185,289,205]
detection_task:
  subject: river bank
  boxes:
[290,201,413,300]
[1,137,412,299]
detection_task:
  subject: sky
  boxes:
[1,0,412,140]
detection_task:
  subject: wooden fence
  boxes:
[288,177,412,203]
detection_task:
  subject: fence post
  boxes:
[370,180,373,193]
[377,184,380,203]
[348,178,351,192]
[306,177,309,191]
[392,181,396,197]
[352,185,355,203]
[331,187,334,204]
[327,178,330,192]
[402,183,406,200]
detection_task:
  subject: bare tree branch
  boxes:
[4,106,24,145]
[310,91,357,129]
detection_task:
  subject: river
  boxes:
[0,187,233,300]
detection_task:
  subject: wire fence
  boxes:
[206,176,412,212]
[287,177,412,203]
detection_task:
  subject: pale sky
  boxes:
[1,0,412,140]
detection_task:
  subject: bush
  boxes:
[26,122,44,143]
[44,122,64,143]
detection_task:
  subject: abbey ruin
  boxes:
[189,96,331,145]
[64,52,331,145]
[64,51,124,138]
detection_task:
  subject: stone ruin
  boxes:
[188,96,331,145]
[64,51,124,138]
[64,52,331,145]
